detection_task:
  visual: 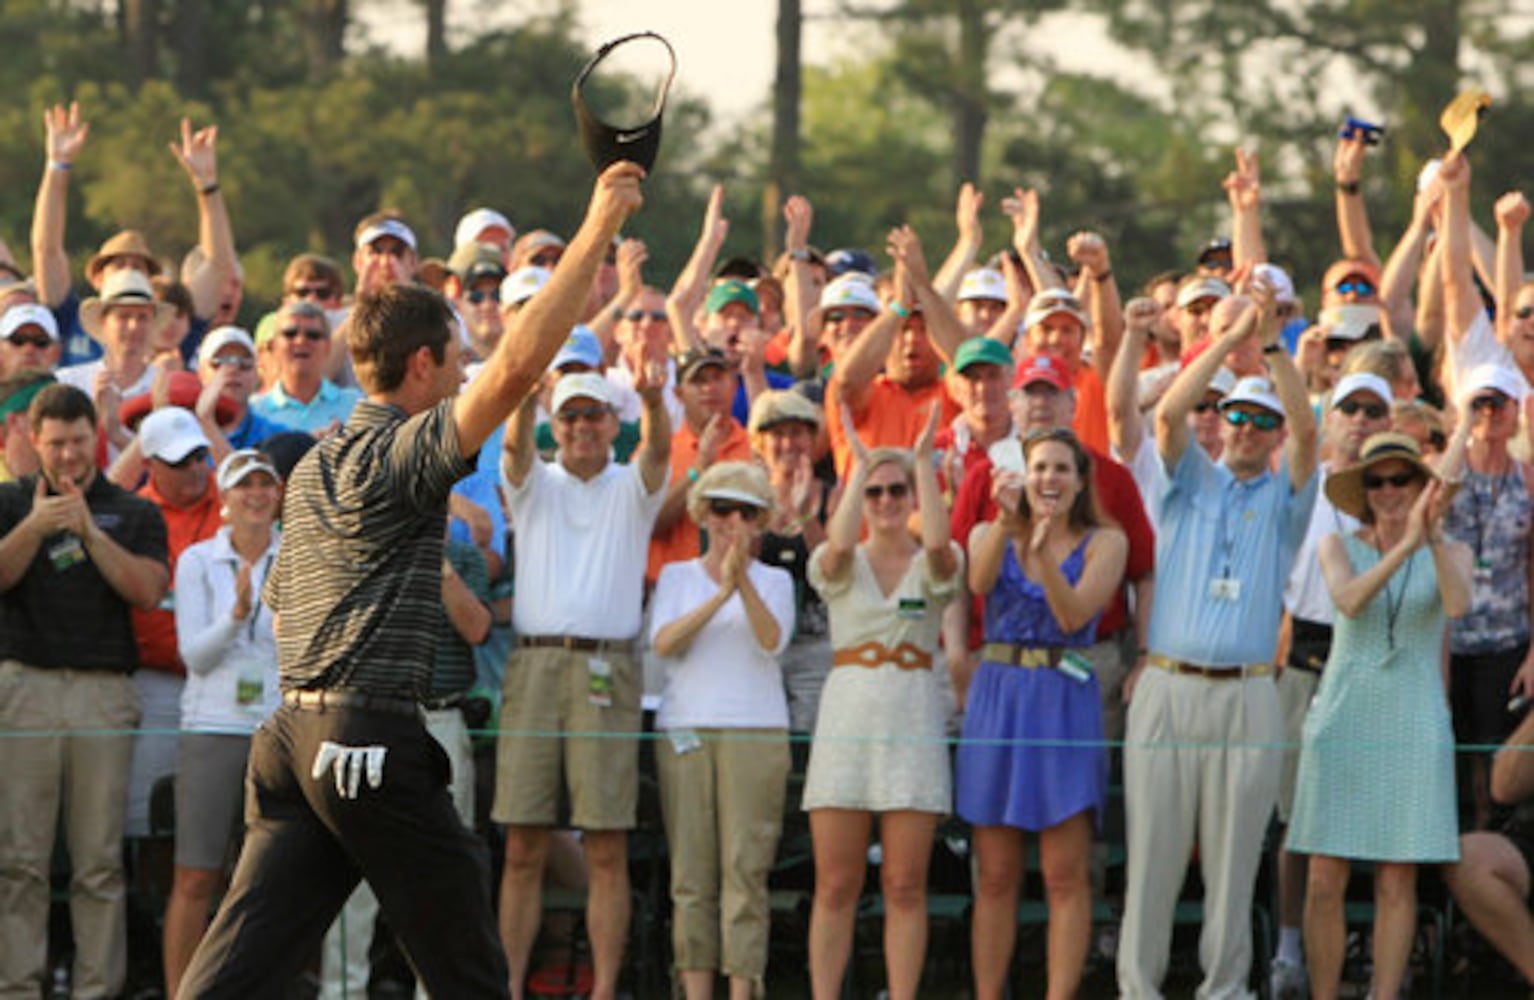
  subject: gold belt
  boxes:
[979,642,1062,669]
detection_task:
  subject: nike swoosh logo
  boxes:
[616,131,647,144]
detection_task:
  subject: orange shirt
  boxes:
[646,417,752,583]
[131,480,223,675]
[1071,364,1110,456]
[825,374,959,477]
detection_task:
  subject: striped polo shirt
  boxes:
[264,398,473,698]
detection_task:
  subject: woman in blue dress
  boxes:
[1287,431,1471,1000]
[958,427,1127,1000]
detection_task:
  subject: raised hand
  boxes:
[1223,148,1262,211]
[1124,297,1159,340]
[886,224,931,290]
[170,117,219,190]
[1001,187,1041,258]
[1495,191,1530,230]
[589,161,647,227]
[1066,230,1110,279]
[232,561,254,621]
[615,238,647,300]
[955,182,984,246]
[913,402,941,460]
[784,194,814,252]
[837,383,871,469]
[701,183,728,245]
[1334,133,1367,185]
[44,102,90,165]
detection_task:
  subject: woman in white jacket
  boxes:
[161,449,282,998]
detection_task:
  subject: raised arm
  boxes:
[1494,192,1529,347]
[1334,133,1380,269]
[889,224,966,364]
[1156,302,1256,468]
[815,400,871,583]
[781,195,819,377]
[1108,297,1156,460]
[912,403,957,580]
[589,237,646,360]
[1068,230,1122,379]
[171,118,238,321]
[1257,278,1318,489]
[1438,152,1485,344]
[500,387,541,489]
[1224,148,1268,267]
[31,103,88,308]
[456,161,642,458]
[1002,187,1064,295]
[630,344,673,493]
[933,182,984,301]
[983,251,1029,348]
[666,184,728,353]
[1378,181,1441,342]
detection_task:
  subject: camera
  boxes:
[1338,116,1385,146]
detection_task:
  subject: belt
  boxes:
[283,689,421,716]
[980,642,1062,669]
[422,692,465,711]
[1146,653,1273,681]
[518,634,635,654]
[832,641,933,671]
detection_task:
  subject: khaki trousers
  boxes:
[1117,666,1281,1000]
[0,661,139,1000]
[656,729,790,980]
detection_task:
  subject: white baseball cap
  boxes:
[0,303,60,343]
[1219,375,1284,416]
[549,371,614,413]
[958,267,1007,303]
[453,208,514,250]
[355,218,417,252]
[1460,363,1528,405]
[501,266,551,308]
[198,325,256,367]
[1332,372,1394,408]
[138,407,211,464]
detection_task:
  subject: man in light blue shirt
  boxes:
[250,302,361,434]
[1118,285,1318,1000]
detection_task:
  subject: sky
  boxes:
[361,0,1173,129]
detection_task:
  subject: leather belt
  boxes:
[518,634,635,654]
[831,641,933,671]
[1146,653,1273,681]
[980,643,1062,669]
[283,689,420,716]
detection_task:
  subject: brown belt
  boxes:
[832,641,933,672]
[283,688,420,716]
[518,634,635,654]
[980,643,1061,669]
[1147,653,1273,681]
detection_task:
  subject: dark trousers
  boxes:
[178,703,509,998]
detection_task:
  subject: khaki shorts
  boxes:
[491,644,641,830]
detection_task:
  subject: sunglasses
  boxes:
[5,333,51,349]
[824,309,868,324]
[864,481,911,502]
[707,499,762,521]
[1334,279,1375,297]
[1183,300,1216,317]
[1223,409,1282,432]
[530,252,562,269]
[165,447,210,469]
[1470,394,1510,413]
[1362,471,1421,490]
[1192,400,1220,414]
[466,287,500,305]
[280,327,328,342]
[1516,306,1534,320]
[1336,399,1389,420]
[625,310,668,322]
[555,404,610,424]
[208,354,255,371]
[289,284,332,300]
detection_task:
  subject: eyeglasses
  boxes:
[625,310,668,322]
[208,354,255,371]
[555,404,610,424]
[289,284,332,300]
[1516,306,1534,320]
[1469,394,1510,413]
[466,287,500,305]
[863,482,911,501]
[1192,400,1220,414]
[707,499,762,521]
[1336,399,1388,420]
[530,252,562,269]
[1223,409,1282,431]
[280,327,328,342]
[5,333,51,349]
[1362,471,1421,490]
[164,447,210,469]
[1334,279,1376,297]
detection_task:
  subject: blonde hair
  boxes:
[686,461,775,525]
[863,447,915,486]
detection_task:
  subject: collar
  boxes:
[269,378,341,407]
[207,524,281,564]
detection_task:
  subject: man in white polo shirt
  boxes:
[495,366,669,1000]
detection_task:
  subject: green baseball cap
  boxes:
[705,279,759,316]
[953,336,1014,373]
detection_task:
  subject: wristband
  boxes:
[788,248,812,263]
[889,301,911,319]
[1092,269,1114,283]
[200,182,220,196]
[1336,180,1361,196]
[686,467,700,483]
[48,160,71,172]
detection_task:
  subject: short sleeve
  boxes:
[755,563,798,657]
[807,541,854,601]
[648,561,692,644]
[387,399,474,512]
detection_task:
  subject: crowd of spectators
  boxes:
[2,99,1534,1000]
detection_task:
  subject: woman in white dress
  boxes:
[803,404,961,1000]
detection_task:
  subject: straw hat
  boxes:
[1324,431,1440,521]
[78,269,174,343]
[85,230,162,283]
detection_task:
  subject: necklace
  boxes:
[1373,531,1414,651]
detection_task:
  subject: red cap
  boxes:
[119,371,239,431]
[1013,354,1070,392]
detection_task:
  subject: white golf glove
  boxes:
[311,740,388,799]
